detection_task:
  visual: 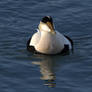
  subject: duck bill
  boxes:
[46,22,56,34]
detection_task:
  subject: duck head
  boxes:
[38,16,56,34]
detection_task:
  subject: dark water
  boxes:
[0,0,92,92]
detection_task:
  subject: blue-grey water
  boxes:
[0,0,92,92]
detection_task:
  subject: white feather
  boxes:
[30,29,72,54]
[30,30,41,46]
[35,31,64,54]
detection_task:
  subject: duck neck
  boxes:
[39,31,54,45]
[41,31,54,38]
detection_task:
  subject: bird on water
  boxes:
[27,16,73,55]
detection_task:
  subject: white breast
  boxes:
[35,31,65,54]
[30,30,72,54]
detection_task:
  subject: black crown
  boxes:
[41,16,53,24]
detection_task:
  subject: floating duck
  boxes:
[27,16,73,55]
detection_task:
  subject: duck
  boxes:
[27,16,73,55]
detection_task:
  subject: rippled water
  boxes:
[0,0,92,92]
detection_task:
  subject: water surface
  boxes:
[0,0,92,92]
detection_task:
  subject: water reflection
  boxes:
[32,54,62,87]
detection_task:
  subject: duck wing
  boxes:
[27,29,41,52]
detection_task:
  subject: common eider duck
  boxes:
[27,16,73,55]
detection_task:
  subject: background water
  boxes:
[0,0,92,92]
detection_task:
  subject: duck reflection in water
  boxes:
[32,55,62,87]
